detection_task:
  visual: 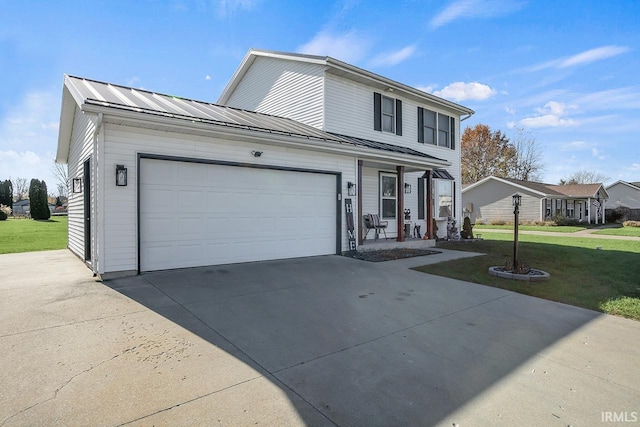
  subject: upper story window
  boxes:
[418,107,455,149]
[374,92,402,136]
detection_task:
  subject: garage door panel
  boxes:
[141,159,338,271]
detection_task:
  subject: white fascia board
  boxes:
[606,180,639,191]
[462,176,548,197]
[86,104,449,170]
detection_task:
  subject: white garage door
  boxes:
[140,158,338,272]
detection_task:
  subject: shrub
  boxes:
[28,179,50,220]
[554,215,579,226]
[490,219,506,225]
[461,216,474,239]
[606,207,628,223]
[623,220,640,228]
[0,210,6,220]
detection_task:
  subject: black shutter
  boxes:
[450,116,455,150]
[373,92,382,131]
[395,99,402,136]
[453,181,456,215]
[417,107,424,143]
[418,177,425,219]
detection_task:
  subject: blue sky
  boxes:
[1,0,639,193]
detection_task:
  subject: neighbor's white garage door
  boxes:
[140,158,337,272]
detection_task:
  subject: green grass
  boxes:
[0,216,68,254]
[413,232,640,321]
[592,226,640,237]
[474,224,588,233]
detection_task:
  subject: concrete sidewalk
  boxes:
[2,250,639,426]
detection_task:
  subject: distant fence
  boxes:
[616,207,640,221]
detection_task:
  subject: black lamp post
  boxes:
[512,192,521,272]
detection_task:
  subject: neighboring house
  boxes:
[56,49,473,279]
[462,176,609,224]
[606,180,640,220]
[11,199,56,215]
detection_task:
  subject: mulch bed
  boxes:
[342,248,441,262]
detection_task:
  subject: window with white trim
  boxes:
[380,173,397,219]
[434,179,453,218]
[381,96,395,133]
[373,92,402,135]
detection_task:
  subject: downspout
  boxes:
[460,113,473,122]
[91,112,103,277]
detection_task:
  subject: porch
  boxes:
[358,236,437,251]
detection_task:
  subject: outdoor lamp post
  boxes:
[512,192,521,272]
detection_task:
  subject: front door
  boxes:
[380,173,397,235]
[83,158,91,262]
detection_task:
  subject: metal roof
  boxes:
[59,75,450,167]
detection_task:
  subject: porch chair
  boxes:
[363,213,388,240]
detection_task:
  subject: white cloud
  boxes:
[527,45,629,71]
[432,81,496,101]
[429,0,525,29]
[369,45,417,67]
[217,0,260,16]
[592,148,607,160]
[520,101,577,128]
[414,84,437,94]
[559,45,630,68]
[205,75,211,80]
[561,141,590,151]
[0,90,60,186]
[297,30,371,63]
[505,107,516,115]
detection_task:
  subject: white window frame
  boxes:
[433,178,453,219]
[381,95,395,133]
[421,109,452,148]
[380,173,397,219]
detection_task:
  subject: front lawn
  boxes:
[413,232,640,320]
[592,226,640,238]
[0,216,68,254]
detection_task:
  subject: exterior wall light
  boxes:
[72,177,82,193]
[116,165,128,187]
[251,150,263,157]
[347,181,356,196]
[404,183,411,194]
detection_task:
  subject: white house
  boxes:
[56,50,473,278]
[462,176,609,224]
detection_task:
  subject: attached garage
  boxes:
[139,156,339,271]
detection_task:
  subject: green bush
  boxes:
[606,207,627,223]
[28,179,50,220]
[554,215,579,226]
[0,210,7,220]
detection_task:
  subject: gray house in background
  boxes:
[462,176,609,225]
[11,200,57,216]
[606,180,640,220]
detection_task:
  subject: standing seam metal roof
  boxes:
[66,75,447,164]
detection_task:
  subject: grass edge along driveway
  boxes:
[413,232,640,321]
[0,216,68,254]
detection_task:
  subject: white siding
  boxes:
[101,124,356,274]
[225,56,325,129]
[607,182,640,209]
[66,107,97,261]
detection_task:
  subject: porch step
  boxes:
[358,239,436,251]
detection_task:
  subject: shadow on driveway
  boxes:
[104,253,640,426]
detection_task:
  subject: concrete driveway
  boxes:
[1,250,639,426]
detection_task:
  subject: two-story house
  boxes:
[56,49,473,278]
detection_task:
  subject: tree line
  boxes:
[0,178,52,220]
[461,123,608,185]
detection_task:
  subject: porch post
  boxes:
[397,165,405,242]
[587,197,591,224]
[425,170,433,239]
[602,199,606,224]
[357,160,363,246]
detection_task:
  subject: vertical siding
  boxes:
[101,124,356,273]
[225,56,325,129]
[66,107,97,260]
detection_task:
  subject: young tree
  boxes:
[461,124,516,184]
[52,161,68,198]
[12,177,28,201]
[508,128,544,182]
[559,170,610,185]
[0,180,13,207]
[28,179,51,220]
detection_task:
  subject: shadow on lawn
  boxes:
[105,255,606,425]
[421,239,640,319]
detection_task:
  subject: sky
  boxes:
[1,0,639,195]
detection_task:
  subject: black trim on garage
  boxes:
[137,153,342,273]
